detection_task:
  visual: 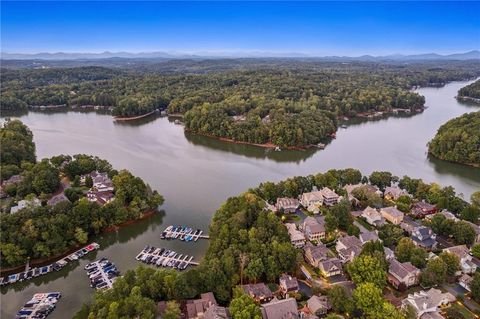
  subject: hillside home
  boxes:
[459,274,473,292]
[275,197,300,213]
[336,236,363,263]
[359,231,380,245]
[10,198,41,214]
[388,258,421,290]
[185,292,219,319]
[318,258,343,278]
[307,295,331,317]
[380,206,404,225]
[279,274,299,294]
[87,190,114,206]
[303,242,329,268]
[300,191,323,212]
[320,187,339,206]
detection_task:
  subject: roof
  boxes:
[337,235,362,249]
[444,245,470,260]
[389,258,419,280]
[307,295,331,313]
[304,242,329,261]
[459,274,473,286]
[404,288,455,312]
[362,206,381,219]
[285,223,305,242]
[301,191,323,202]
[47,193,70,206]
[414,226,434,238]
[242,283,273,299]
[384,186,408,198]
[280,274,299,290]
[276,197,300,209]
[204,305,230,319]
[320,187,338,199]
[414,201,436,210]
[318,258,342,273]
[359,231,380,244]
[304,216,325,234]
[381,206,404,218]
[261,298,299,319]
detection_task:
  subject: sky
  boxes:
[1,1,479,56]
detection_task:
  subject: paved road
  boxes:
[442,283,480,313]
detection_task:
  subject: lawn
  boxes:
[445,302,477,319]
[355,216,374,231]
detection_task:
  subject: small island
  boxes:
[428,111,480,167]
[0,120,164,270]
[457,80,480,103]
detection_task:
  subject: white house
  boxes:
[402,288,455,318]
[285,223,306,248]
[303,216,326,242]
[443,245,477,275]
[361,206,384,226]
[300,191,323,212]
[10,198,41,214]
[320,187,339,206]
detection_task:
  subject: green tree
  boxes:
[163,301,181,319]
[421,258,447,287]
[471,272,480,302]
[453,221,476,245]
[348,255,386,289]
[229,291,261,319]
[327,285,353,314]
[438,252,460,277]
[74,227,88,244]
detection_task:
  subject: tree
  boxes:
[421,258,447,287]
[72,175,81,188]
[378,224,404,247]
[395,237,427,268]
[163,301,181,319]
[453,221,476,245]
[471,191,480,208]
[85,175,93,188]
[325,212,339,234]
[438,252,460,277]
[470,272,480,302]
[471,244,480,259]
[461,205,480,223]
[347,255,386,289]
[327,285,353,314]
[74,227,88,244]
[369,171,396,191]
[229,291,261,319]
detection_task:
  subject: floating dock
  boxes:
[160,225,209,241]
[1,242,100,287]
[16,292,61,319]
[135,245,199,270]
[84,257,119,290]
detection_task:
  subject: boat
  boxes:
[274,146,281,152]
[341,124,347,129]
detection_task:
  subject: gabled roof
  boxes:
[318,258,342,273]
[304,242,329,261]
[389,258,419,280]
[443,245,470,260]
[242,283,273,299]
[261,298,299,319]
[280,274,299,290]
[359,231,380,244]
[337,235,362,249]
[381,206,404,218]
[307,295,331,313]
[301,191,323,202]
[304,216,325,234]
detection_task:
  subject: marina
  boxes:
[1,243,100,287]
[16,292,61,319]
[160,225,209,241]
[135,245,199,270]
[84,257,119,290]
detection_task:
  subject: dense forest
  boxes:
[428,111,480,167]
[0,120,164,268]
[1,60,479,146]
[457,79,480,100]
[75,167,480,319]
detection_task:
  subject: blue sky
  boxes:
[1,1,479,55]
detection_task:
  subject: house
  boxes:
[361,206,384,226]
[10,198,41,214]
[443,245,477,274]
[319,187,339,206]
[459,274,473,292]
[336,236,363,263]
[318,258,343,278]
[285,223,306,248]
[260,298,298,319]
[411,201,437,218]
[380,206,404,225]
[307,295,331,317]
[359,231,380,245]
[411,226,437,251]
[384,186,409,201]
[465,221,480,243]
[300,191,323,212]
[185,292,218,319]
[402,288,455,318]
[0,174,23,198]
[344,184,381,203]
[426,209,459,222]
[47,193,70,207]
[242,283,274,304]
[304,242,329,268]
[86,190,114,206]
[276,198,300,213]
[279,274,299,294]
[204,305,230,319]
[81,171,114,192]
[388,258,421,290]
[384,247,395,260]
[303,216,326,242]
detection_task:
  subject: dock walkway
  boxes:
[136,246,198,270]
[160,225,209,242]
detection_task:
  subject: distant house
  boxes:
[384,186,408,201]
[87,190,114,206]
[380,206,404,225]
[184,292,219,319]
[388,258,420,290]
[260,298,298,319]
[204,305,230,319]
[426,209,459,222]
[279,274,299,294]
[10,198,41,214]
[47,193,70,207]
[285,223,306,248]
[411,226,437,251]
[336,236,363,263]
[300,191,323,212]
[242,283,274,304]
[411,201,437,218]
[276,198,300,213]
[402,288,455,318]
[344,183,381,203]
[319,187,339,206]
[304,242,329,268]
[318,258,343,278]
[443,245,477,275]
[307,295,331,317]
[361,206,384,226]
[303,216,326,242]
[81,171,114,192]
[359,231,380,245]
[459,274,473,292]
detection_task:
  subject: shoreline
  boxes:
[456,95,480,104]
[428,152,480,168]
[113,110,157,121]
[0,209,158,276]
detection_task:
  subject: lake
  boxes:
[1,79,479,318]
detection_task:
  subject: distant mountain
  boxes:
[1,50,479,61]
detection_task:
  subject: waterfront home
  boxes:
[359,231,380,245]
[318,258,343,278]
[185,292,218,319]
[307,295,331,317]
[260,298,298,319]
[275,197,300,213]
[300,191,323,212]
[384,186,409,201]
[344,183,381,203]
[303,242,329,268]
[285,223,306,248]
[47,193,70,207]
[81,171,114,192]
[401,288,455,318]
[443,245,477,275]
[87,190,114,206]
[336,236,363,263]
[459,274,473,292]
[411,226,437,251]
[279,274,299,294]
[319,187,339,206]
[10,197,41,213]
[242,283,274,304]
[303,216,326,242]
[380,206,404,225]
[426,209,459,222]
[465,221,480,243]
[388,258,420,290]
[411,201,437,218]
[361,206,384,226]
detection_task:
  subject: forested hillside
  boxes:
[428,112,480,166]
[457,79,480,100]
